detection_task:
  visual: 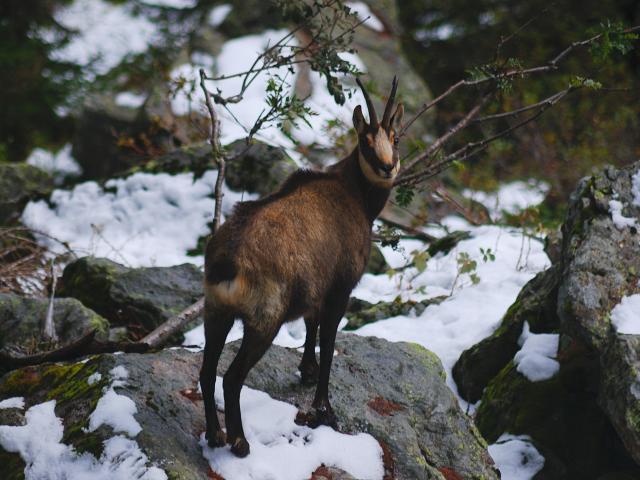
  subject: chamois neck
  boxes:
[338,148,391,223]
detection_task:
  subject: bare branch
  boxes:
[400,24,640,136]
[397,87,575,186]
[199,68,225,234]
[400,92,493,174]
[141,297,205,348]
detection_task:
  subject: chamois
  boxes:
[200,77,404,457]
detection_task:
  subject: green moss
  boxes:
[406,342,446,380]
[44,361,103,403]
[0,449,25,480]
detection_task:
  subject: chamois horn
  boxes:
[356,77,378,126]
[381,75,398,130]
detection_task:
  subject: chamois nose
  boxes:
[380,163,394,174]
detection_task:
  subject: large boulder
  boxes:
[59,257,202,336]
[475,361,639,479]
[558,163,640,351]
[557,161,640,462]
[224,139,297,196]
[455,160,640,475]
[71,94,189,181]
[0,293,109,357]
[0,163,53,225]
[0,334,498,480]
[453,265,560,403]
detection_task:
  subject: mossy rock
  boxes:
[224,139,297,196]
[453,264,560,403]
[59,257,202,336]
[344,295,446,331]
[0,163,53,225]
[0,334,497,479]
[0,357,111,476]
[558,163,640,352]
[599,335,640,466]
[0,293,109,362]
[476,361,640,479]
[124,142,211,177]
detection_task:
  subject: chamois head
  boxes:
[353,77,404,188]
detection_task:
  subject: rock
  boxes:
[0,163,53,225]
[0,293,109,357]
[544,227,563,265]
[71,95,183,181]
[366,243,389,274]
[59,257,202,336]
[475,361,640,479]
[453,265,560,403]
[344,296,446,331]
[0,334,498,480]
[599,335,640,466]
[556,161,640,463]
[558,163,640,351]
[427,231,472,257]
[126,142,211,177]
[224,139,297,197]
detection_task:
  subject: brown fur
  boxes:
[200,78,404,458]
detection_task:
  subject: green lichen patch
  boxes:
[0,356,114,459]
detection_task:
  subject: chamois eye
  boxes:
[393,136,399,146]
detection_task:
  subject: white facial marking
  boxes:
[359,153,395,188]
[373,128,393,165]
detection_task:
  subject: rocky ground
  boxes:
[2,1,640,479]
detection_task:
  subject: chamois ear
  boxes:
[390,103,404,131]
[353,105,367,134]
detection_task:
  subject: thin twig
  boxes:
[400,92,493,174]
[199,68,225,234]
[400,24,640,136]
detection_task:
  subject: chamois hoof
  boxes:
[207,430,227,448]
[309,407,338,429]
[230,437,250,457]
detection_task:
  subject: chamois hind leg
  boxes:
[299,315,319,385]
[200,304,234,448]
[223,323,278,457]
[311,291,350,428]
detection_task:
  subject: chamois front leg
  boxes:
[299,315,319,385]
[311,292,349,428]
[200,305,234,448]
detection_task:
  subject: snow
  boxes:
[45,0,160,77]
[611,294,640,334]
[0,397,25,410]
[87,373,102,385]
[632,170,640,207]
[346,2,385,32]
[22,170,255,267]
[26,144,82,185]
[352,219,550,401]
[170,29,365,157]
[209,4,233,27]
[463,180,549,220]
[488,434,545,480]
[87,366,141,437]
[141,0,197,7]
[609,199,637,230]
[513,322,559,382]
[202,377,383,480]
[0,401,166,480]
[115,91,147,108]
